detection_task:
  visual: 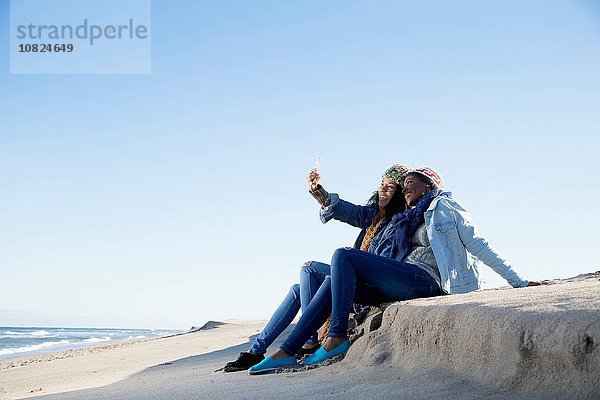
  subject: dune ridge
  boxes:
[345,276,600,399]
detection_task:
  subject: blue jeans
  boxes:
[280,248,441,355]
[248,261,330,355]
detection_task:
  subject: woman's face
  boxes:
[402,175,431,207]
[377,178,398,208]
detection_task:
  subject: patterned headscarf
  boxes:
[382,164,412,187]
[408,167,445,189]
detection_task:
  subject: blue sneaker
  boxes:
[303,340,351,366]
[248,356,299,375]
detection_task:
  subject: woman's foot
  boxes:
[295,343,319,358]
[248,348,299,375]
[322,336,347,351]
[303,339,351,366]
[302,343,320,350]
[270,347,293,359]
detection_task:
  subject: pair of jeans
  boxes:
[248,261,330,355]
[279,247,441,355]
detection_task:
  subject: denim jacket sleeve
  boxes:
[319,193,376,229]
[442,199,529,288]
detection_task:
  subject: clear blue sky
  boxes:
[1,0,599,329]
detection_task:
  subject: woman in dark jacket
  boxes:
[220,164,411,372]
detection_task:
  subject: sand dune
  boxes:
[346,278,600,398]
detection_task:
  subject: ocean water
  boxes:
[0,327,182,360]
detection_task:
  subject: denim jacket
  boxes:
[320,193,528,294]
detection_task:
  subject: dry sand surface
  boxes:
[0,320,267,399]
[1,275,598,400]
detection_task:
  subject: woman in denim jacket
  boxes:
[249,167,540,374]
[221,164,411,372]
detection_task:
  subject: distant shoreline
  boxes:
[0,327,182,362]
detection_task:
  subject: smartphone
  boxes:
[310,157,320,185]
[311,157,320,173]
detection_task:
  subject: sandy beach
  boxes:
[1,275,598,400]
[0,320,268,399]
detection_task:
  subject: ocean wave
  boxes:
[82,337,111,343]
[0,328,183,360]
[0,330,57,340]
[3,330,51,337]
[0,340,71,356]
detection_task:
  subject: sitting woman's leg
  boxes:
[299,261,331,347]
[267,248,439,359]
[326,247,441,349]
[251,247,438,369]
[248,277,334,373]
[248,283,302,355]
[223,261,331,371]
[249,260,330,355]
[276,276,334,358]
[221,283,302,371]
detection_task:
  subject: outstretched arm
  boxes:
[443,200,529,288]
[306,170,375,228]
[319,194,376,228]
